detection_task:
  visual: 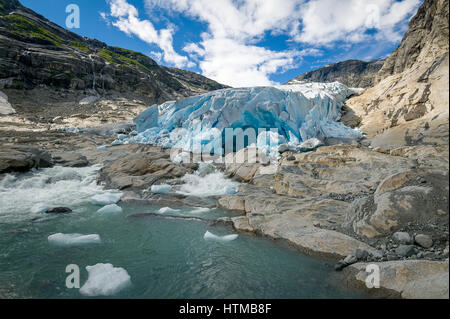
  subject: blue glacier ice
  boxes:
[116,82,362,155]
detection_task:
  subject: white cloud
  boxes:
[103,0,422,87]
[295,0,421,44]
[146,0,307,87]
[104,0,192,68]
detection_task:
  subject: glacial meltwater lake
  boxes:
[0,166,366,299]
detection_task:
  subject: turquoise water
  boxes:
[0,167,366,299]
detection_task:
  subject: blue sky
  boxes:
[21,0,422,87]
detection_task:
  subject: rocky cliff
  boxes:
[286,59,385,88]
[0,0,226,115]
[344,0,449,149]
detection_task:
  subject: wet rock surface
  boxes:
[0,144,53,173]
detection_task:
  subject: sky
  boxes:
[21,0,423,87]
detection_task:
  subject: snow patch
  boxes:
[0,91,15,115]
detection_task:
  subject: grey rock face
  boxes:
[0,145,53,173]
[376,0,449,82]
[0,0,227,104]
[286,59,385,88]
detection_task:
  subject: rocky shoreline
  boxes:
[1,121,448,298]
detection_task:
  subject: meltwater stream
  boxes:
[0,166,366,299]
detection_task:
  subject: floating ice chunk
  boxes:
[91,193,123,206]
[79,263,131,297]
[177,172,240,197]
[151,184,172,194]
[97,145,107,151]
[97,204,123,214]
[158,207,180,214]
[48,233,101,246]
[31,203,51,214]
[204,231,238,242]
[297,138,324,152]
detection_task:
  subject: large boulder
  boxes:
[0,145,53,174]
[98,147,197,190]
[344,171,449,238]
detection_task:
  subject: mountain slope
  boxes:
[344,0,449,149]
[0,0,226,106]
[286,59,385,88]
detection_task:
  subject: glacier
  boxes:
[115,82,362,156]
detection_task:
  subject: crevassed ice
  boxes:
[115,82,362,154]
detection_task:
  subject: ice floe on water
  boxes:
[0,165,109,223]
[97,204,123,214]
[48,233,101,246]
[91,192,123,206]
[79,263,131,297]
[204,231,238,242]
[151,184,172,194]
[113,83,363,157]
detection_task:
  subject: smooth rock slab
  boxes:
[344,260,449,299]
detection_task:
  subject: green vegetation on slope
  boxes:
[99,47,158,72]
[3,14,63,46]
[69,41,90,53]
